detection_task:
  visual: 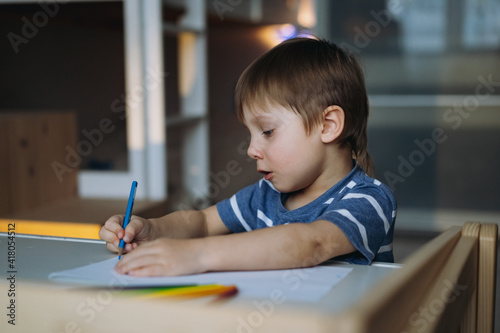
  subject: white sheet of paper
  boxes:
[49,258,352,302]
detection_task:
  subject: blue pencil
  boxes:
[118,181,138,259]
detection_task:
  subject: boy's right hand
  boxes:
[99,215,154,254]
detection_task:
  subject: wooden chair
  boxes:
[338,222,498,333]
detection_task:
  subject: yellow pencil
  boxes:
[140,284,238,300]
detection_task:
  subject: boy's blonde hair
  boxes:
[234,37,374,176]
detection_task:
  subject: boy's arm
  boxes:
[201,220,355,271]
[115,219,355,276]
[100,205,230,254]
[150,205,231,239]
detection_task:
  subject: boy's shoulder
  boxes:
[337,166,397,208]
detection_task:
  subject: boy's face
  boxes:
[243,103,327,194]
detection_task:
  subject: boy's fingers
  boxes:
[115,246,157,274]
[100,215,147,255]
[105,232,138,248]
[99,227,116,243]
[99,215,127,251]
[102,216,125,234]
[99,224,123,243]
[106,242,119,253]
[122,225,137,243]
[122,216,145,242]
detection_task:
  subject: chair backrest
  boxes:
[337,222,498,333]
[478,223,498,332]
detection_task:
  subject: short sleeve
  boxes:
[318,183,396,264]
[216,182,261,233]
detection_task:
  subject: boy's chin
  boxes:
[270,182,301,194]
[264,179,284,192]
[263,174,304,193]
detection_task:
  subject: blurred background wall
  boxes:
[0,0,498,232]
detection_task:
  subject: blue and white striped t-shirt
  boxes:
[216,164,397,264]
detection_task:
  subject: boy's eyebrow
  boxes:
[245,115,276,130]
[253,113,276,122]
[243,110,274,125]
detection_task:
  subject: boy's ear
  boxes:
[320,105,345,143]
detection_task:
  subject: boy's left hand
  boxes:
[114,238,207,277]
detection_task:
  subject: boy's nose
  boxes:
[247,142,263,160]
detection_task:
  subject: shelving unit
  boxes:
[78,0,209,203]
[0,0,308,222]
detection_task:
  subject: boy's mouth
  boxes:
[258,170,273,180]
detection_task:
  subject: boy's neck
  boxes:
[284,146,353,211]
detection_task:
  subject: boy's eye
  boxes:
[262,129,274,136]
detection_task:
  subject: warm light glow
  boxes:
[298,0,316,27]
[179,32,197,97]
[257,24,297,48]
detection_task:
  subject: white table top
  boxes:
[0,232,399,314]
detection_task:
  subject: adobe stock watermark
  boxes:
[229,267,319,333]
[212,0,244,21]
[401,279,467,333]
[7,0,69,54]
[175,133,255,217]
[384,73,500,191]
[229,237,341,333]
[51,66,167,182]
[177,159,244,211]
[56,272,131,333]
[340,0,413,54]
